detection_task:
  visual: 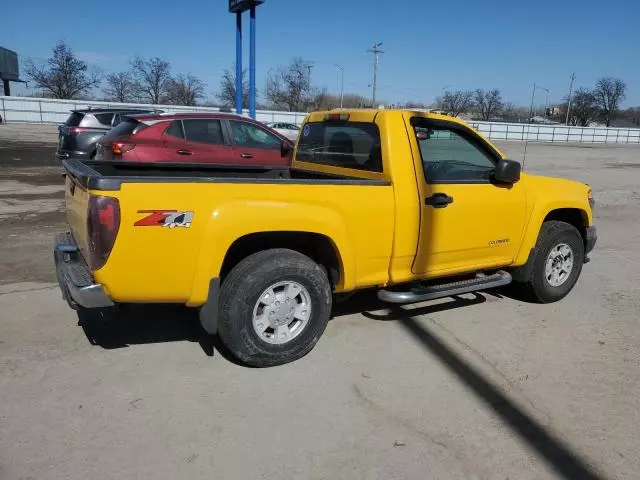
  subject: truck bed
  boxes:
[63,158,389,191]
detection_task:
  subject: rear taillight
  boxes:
[87,196,120,270]
[112,142,135,156]
[69,127,90,133]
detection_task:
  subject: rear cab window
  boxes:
[295,121,382,172]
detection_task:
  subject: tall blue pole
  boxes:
[249,5,256,119]
[235,12,243,115]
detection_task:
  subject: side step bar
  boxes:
[377,271,512,304]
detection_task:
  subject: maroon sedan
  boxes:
[95,113,293,166]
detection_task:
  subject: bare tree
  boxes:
[166,74,206,106]
[474,89,503,120]
[267,57,312,111]
[130,56,171,104]
[215,67,248,108]
[104,72,135,102]
[437,90,474,117]
[593,77,626,127]
[564,88,599,126]
[23,41,101,99]
[621,107,640,127]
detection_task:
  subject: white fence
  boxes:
[1,96,639,144]
[0,96,307,126]
[468,121,640,144]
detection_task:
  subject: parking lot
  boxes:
[1,123,639,480]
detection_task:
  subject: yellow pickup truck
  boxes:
[55,109,596,366]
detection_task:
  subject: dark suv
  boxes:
[56,108,159,160]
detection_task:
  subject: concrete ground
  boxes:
[0,124,639,480]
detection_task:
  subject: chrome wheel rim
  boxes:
[252,281,312,345]
[545,243,574,287]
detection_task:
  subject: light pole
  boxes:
[565,73,576,126]
[265,67,274,108]
[528,83,550,122]
[335,65,344,108]
[367,42,384,107]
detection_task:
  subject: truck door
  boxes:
[411,118,526,276]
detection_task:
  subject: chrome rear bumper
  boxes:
[54,232,114,310]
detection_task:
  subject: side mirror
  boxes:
[493,158,521,184]
[281,140,293,157]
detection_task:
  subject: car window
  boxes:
[414,126,495,183]
[165,120,185,139]
[64,112,84,126]
[295,122,383,172]
[183,119,224,145]
[94,113,115,126]
[286,124,300,130]
[100,118,147,143]
[230,121,281,149]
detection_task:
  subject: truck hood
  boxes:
[520,172,590,196]
[519,172,593,224]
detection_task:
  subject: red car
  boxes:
[95,113,293,166]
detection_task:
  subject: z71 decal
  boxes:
[134,210,193,228]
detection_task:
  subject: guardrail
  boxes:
[0,96,307,126]
[1,96,639,144]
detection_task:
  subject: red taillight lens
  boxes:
[112,142,135,155]
[87,196,120,270]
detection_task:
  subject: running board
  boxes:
[377,271,512,304]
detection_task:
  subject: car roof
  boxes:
[72,107,157,114]
[130,112,249,121]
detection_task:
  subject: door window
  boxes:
[230,121,281,150]
[414,126,496,183]
[165,120,185,139]
[183,119,224,145]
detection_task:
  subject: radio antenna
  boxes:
[523,83,536,170]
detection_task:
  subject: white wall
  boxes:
[0,96,307,125]
[2,96,639,144]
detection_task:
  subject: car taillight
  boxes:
[69,127,90,133]
[87,195,120,270]
[112,142,135,155]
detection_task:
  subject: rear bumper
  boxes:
[55,149,90,160]
[585,226,597,254]
[54,232,114,310]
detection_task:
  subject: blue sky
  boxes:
[5,0,639,106]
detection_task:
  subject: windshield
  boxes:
[295,122,382,172]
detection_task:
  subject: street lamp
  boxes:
[265,67,274,108]
[335,65,344,108]
[528,83,550,122]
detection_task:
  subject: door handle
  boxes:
[177,149,193,155]
[240,153,254,159]
[425,193,454,208]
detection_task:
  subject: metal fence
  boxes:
[2,96,639,144]
[0,96,307,126]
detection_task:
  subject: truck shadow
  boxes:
[76,291,496,361]
[76,305,222,359]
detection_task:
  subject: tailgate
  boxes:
[64,172,90,259]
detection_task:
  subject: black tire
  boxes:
[519,221,584,303]
[218,249,332,367]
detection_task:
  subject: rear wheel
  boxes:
[218,249,332,367]
[518,221,584,303]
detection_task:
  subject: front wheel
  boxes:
[517,221,585,303]
[218,249,332,367]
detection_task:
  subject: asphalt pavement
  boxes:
[0,124,639,479]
